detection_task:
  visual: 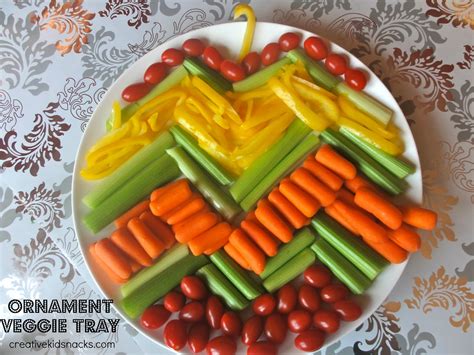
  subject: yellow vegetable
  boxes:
[233,4,256,62]
[291,76,337,99]
[112,101,122,129]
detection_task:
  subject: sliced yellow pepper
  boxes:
[291,76,337,99]
[233,4,256,62]
[112,101,122,129]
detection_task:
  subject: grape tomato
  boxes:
[202,46,223,71]
[320,284,349,303]
[278,32,301,52]
[163,291,185,313]
[264,313,287,344]
[206,335,236,355]
[325,53,347,75]
[304,36,328,60]
[261,42,280,66]
[333,300,362,321]
[144,62,167,85]
[122,82,151,103]
[247,341,278,355]
[287,309,312,333]
[313,309,340,333]
[140,304,170,330]
[220,311,242,336]
[181,275,207,300]
[242,315,263,345]
[182,38,205,57]
[252,293,276,316]
[161,48,184,66]
[220,60,246,82]
[188,322,210,353]
[298,284,321,312]
[206,295,224,329]
[294,329,326,352]
[163,319,188,350]
[277,283,298,314]
[345,68,367,91]
[179,301,204,322]
[242,51,261,75]
[304,264,332,288]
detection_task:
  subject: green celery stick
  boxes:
[240,133,320,211]
[183,57,232,94]
[263,248,315,293]
[311,238,372,294]
[83,154,180,233]
[121,254,208,319]
[260,228,316,279]
[233,57,292,92]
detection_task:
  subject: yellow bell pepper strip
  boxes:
[233,4,256,62]
[241,102,290,130]
[291,82,340,122]
[127,88,187,122]
[291,76,337,99]
[186,96,215,124]
[112,101,122,129]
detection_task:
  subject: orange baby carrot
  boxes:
[337,188,356,206]
[128,257,142,273]
[150,179,187,201]
[204,236,229,255]
[256,199,293,243]
[114,200,150,228]
[324,204,360,236]
[303,157,344,191]
[149,179,192,217]
[401,206,438,231]
[355,187,403,230]
[110,227,153,267]
[279,179,321,218]
[268,189,309,229]
[166,196,207,225]
[89,243,127,284]
[224,243,251,270]
[345,175,377,194]
[246,211,258,221]
[229,228,266,274]
[315,144,357,180]
[94,238,132,279]
[173,211,219,244]
[139,211,175,249]
[364,238,408,264]
[127,217,165,259]
[387,224,421,252]
[189,222,232,256]
[290,168,337,207]
[241,220,279,257]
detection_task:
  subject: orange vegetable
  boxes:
[94,238,132,279]
[89,243,127,284]
[241,220,279,257]
[401,206,438,231]
[110,227,153,267]
[166,195,207,225]
[150,179,187,202]
[229,228,266,274]
[268,189,309,229]
[290,168,337,207]
[246,211,258,221]
[224,243,251,270]
[127,217,165,259]
[256,199,293,243]
[315,144,356,180]
[337,188,356,206]
[387,224,421,252]
[303,157,343,191]
[204,236,229,255]
[279,179,321,218]
[114,200,150,228]
[324,205,360,236]
[173,211,219,243]
[188,222,232,256]
[364,238,408,264]
[139,211,175,249]
[129,257,142,273]
[344,175,377,194]
[149,179,192,217]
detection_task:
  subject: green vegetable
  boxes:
[210,250,264,300]
[166,146,241,221]
[83,154,180,233]
[287,49,340,91]
[121,244,189,298]
[170,125,234,185]
[121,254,208,319]
[312,213,387,280]
[339,127,415,179]
[263,248,315,293]
[230,119,311,203]
[83,132,176,208]
[311,238,371,294]
[196,264,249,311]
[260,228,316,279]
[320,129,406,195]
[232,57,292,92]
[240,133,320,211]
[183,57,232,94]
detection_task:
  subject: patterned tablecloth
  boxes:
[0,0,472,354]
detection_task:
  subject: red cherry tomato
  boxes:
[252,294,276,316]
[278,32,301,52]
[220,311,242,336]
[242,51,261,75]
[188,322,210,353]
[344,68,367,91]
[277,284,298,314]
[298,284,321,312]
[294,329,326,352]
[264,313,287,344]
[325,53,347,75]
[333,300,362,321]
[206,335,236,355]
[179,301,204,322]
[182,38,205,57]
[320,284,349,303]
[122,82,151,103]
[163,291,185,313]
[181,276,207,300]
[304,264,332,288]
[304,36,328,60]
[241,315,263,345]
[140,304,170,329]
[144,62,167,85]
[313,309,340,333]
[202,46,223,71]
[163,319,188,350]
[247,341,277,355]
[161,48,184,66]
[287,310,312,333]
[261,42,280,66]
[220,60,246,82]
[206,295,224,329]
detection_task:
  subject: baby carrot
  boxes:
[95,238,132,279]
[110,227,153,267]
[290,168,337,207]
[387,224,421,252]
[279,179,321,218]
[166,195,207,225]
[241,220,279,257]
[268,189,309,228]
[303,157,343,191]
[173,211,219,243]
[401,206,438,231]
[224,243,251,270]
[129,257,142,273]
[89,243,127,284]
[149,179,192,217]
[315,144,357,180]
[364,238,408,264]
[246,211,258,221]
[150,179,187,202]
[127,217,165,259]
[345,175,377,194]
[139,211,175,249]
[354,187,403,230]
[256,199,293,243]
[114,200,150,228]
[188,222,232,256]
[337,188,356,206]
[324,204,360,236]
[229,228,266,274]
[204,236,229,255]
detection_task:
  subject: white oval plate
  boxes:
[72,21,422,354]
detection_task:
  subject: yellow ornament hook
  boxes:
[233,4,256,62]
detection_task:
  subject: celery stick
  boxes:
[170,126,234,186]
[83,154,180,233]
[240,133,320,211]
[121,244,189,297]
[166,146,241,220]
[260,228,316,279]
[263,248,315,293]
[196,264,249,311]
[320,129,406,195]
[311,239,372,294]
[210,250,264,300]
[233,57,292,92]
[312,213,387,280]
[339,127,415,179]
[183,57,232,94]
[287,49,340,91]
[231,119,311,203]
[83,132,176,208]
[121,254,208,319]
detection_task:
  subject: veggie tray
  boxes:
[72,6,438,355]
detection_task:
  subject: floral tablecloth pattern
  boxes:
[0,0,472,354]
